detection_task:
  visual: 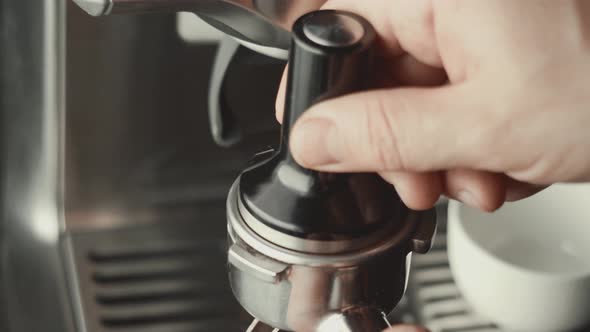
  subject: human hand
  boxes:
[276,0,590,211]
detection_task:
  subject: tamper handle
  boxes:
[279,10,376,168]
[240,10,395,238]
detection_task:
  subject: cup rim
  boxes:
[448,199,590,280]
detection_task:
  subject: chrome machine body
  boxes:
[73,0,328,57]
[1,1,72,331]
[1,1,290,331]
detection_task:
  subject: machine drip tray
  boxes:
[64,202,588,332]
[65,214,254,332]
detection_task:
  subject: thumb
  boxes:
[290,84,493,173]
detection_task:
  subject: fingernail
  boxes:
[457,190,481,209]
[290,118,338,167]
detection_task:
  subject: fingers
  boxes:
[289,84,495,173]
[379,169,509,212]
[275,55,447,124]
[443,171,547,211]
[387,0,442,67]
[322,0,403,56]
[443,169,506,212]
[504,177,547,202]
[379,171,443,210]
[388,54,447,87]
[323,0,442,67]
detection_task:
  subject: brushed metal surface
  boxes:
[1,0,75,331]
[72,0,328,52]
[66,217,253,332]
[2,2,282,331]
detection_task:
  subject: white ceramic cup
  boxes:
[448,183,590,332]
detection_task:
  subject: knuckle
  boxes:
[420,0,437,44]
[509,146,582,184]
[508,160,555,185]
[392,0,441,66]
[363,93,407,170]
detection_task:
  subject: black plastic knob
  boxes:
[280,10,376,165]
[239,10,408,240]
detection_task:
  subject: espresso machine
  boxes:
[1,1,436,331]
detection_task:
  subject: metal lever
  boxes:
[72,0,328,51]
[70,0,324,146]
[208,36,242,147]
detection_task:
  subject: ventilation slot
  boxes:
[84,240,244,332]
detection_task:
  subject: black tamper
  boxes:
[227,10,437,332]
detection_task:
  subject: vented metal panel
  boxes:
[66,217,253,332]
